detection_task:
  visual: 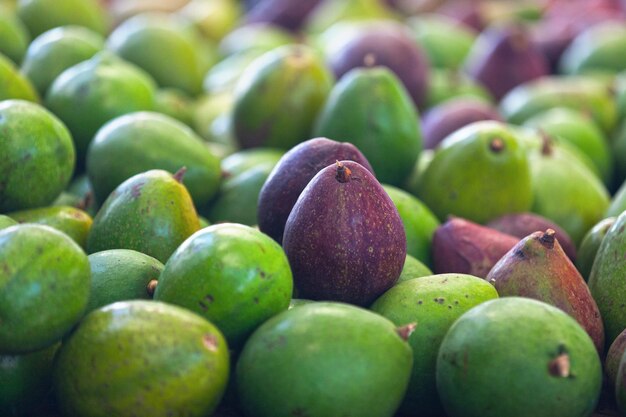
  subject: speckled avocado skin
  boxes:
[53,300,230,417]
[86,169,200,263]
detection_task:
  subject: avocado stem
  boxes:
[335,161,352,183]
[489,138,505,153]
[539,131,553,156]
[548,353,570,378]
[146,280,158,297]
[174,167,187,183]
[539,229,556,249]
[364,53,377,67]
[396,323,417,341]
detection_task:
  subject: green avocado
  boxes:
[417,121,532,223]
[0,216,17,230]
[17,0,108,38]
[0,100,74,212]
[560,22,626,75]
[371,274,498,416]
[315,66,422,186]
[437,298,602,417]
[86,169,200,263]
[153,88,194,126]
[397,254,433,283]
[236,302,413,417]
[54,300,229,417]
[45,51,157,162]
[21,25,104,96]
[0,6,29,64]
[86,111,221,208]
[155,223,293,347]
[576,217,615,281]
[85,249,164,314]
[0,52,38,102]
[8,206,92,248]
[0,224,90,354]
[425,68,493,108]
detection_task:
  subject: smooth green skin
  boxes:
[425,68,492,108]
[608,180,626,217]
[203,51,262,95]
[383,184,439,266]
[306,0,397,35]
[178,0,241,42]
[589,211,626,345]
[207,162,276,226]
[500,76,617,134]
[218,23,294,57]
[576,217,615,281]
[85,249,163,314]
[417,121,533,224]
[437,298,602,417]
[155,223,293,347]
[371,274,498,417]
[0,343,58,415]
[407,13,476,70]
[614,71,626,122]
[525,108,613,185]
[560,22,626,75]
[397,254,433,283]
[87,111,221,208]
[86,169,200,263]
[108,14,212,96]
[315,67,422,186]
[192,92,235,146]
[288,298,313,309]
[221,148,284,177]
[0,216,17,230]
[617,352,626,415]
[8,206,92,249]
[17,0,107,38]
[153,88,194,126]
[54,300,229,417]
[45,52,157,161]
[236,302,413,417]
[0,100,74,212]
[233,44,333,150]
[529,142,610,245]
[21,26,104,96]
[0,7,29,64]
[0,52,38,102]
[0,224,90,354]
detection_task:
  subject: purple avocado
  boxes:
[257,137,373,244]
[245,0,322,31]
[283,160,406,306]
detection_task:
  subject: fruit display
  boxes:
[6,0,626,416]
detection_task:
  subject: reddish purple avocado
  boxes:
[257,137,373,244]
[282,160,406,306]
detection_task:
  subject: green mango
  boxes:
[417,121,532,224]
[560,21,626,75]
[192,92,236,146]
[397,254,433,283]
[608,179,626,217]
[305,0,397,35]
[8,206,92,248]
[221,148,284,177]
[437,298,601,417]
[425,68,492,108]
[107,13,214,96]
[87,169,200,263]
[407,13,476,70]
[54,300,229,417]
[85,249,164,314]
[0,224,90,354]
[0,100,74,212]
[87,111,221,209]
[315,67,421,185]
[218,23,295,57]
[45,52,157,163]
[21,26,104,96]
[236,302,413,417]
[500,75,617,134]
[288,298,314,309]
[371,274,498,416]
[0,52,38,102]
[0,5,29,64]
[154,223,293,347]
[206,161,275,226]
[233,44,333,150]
[0,215,17,230]
[203,50,263,95]
[383,184,439,266]
[0,343,58,416]
[16,0,108,38]
[153,88,194,126]
[589,211,626,344]
[577,217,615,281]
[524,108,613,185]
[177,0,241,42]
[527,135,610,244]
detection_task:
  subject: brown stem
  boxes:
[396,323,417,341]
[335,161,352,183]
[548,353,570,377]
[146,280,158,297]
[539,229,556,249]
[489,138,505,153]
[174,167,187,183]
[364,53,377,67]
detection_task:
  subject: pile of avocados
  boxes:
[5,0,626,416]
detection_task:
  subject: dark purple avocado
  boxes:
[282,160,406,306]
[257,137,373,244]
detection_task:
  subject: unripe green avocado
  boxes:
[0,224,90,354]
[17,0,108,38]
[8,206,92,248]
[54,300,230,417]
[0,7,29,65]
[0,53,38,102]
